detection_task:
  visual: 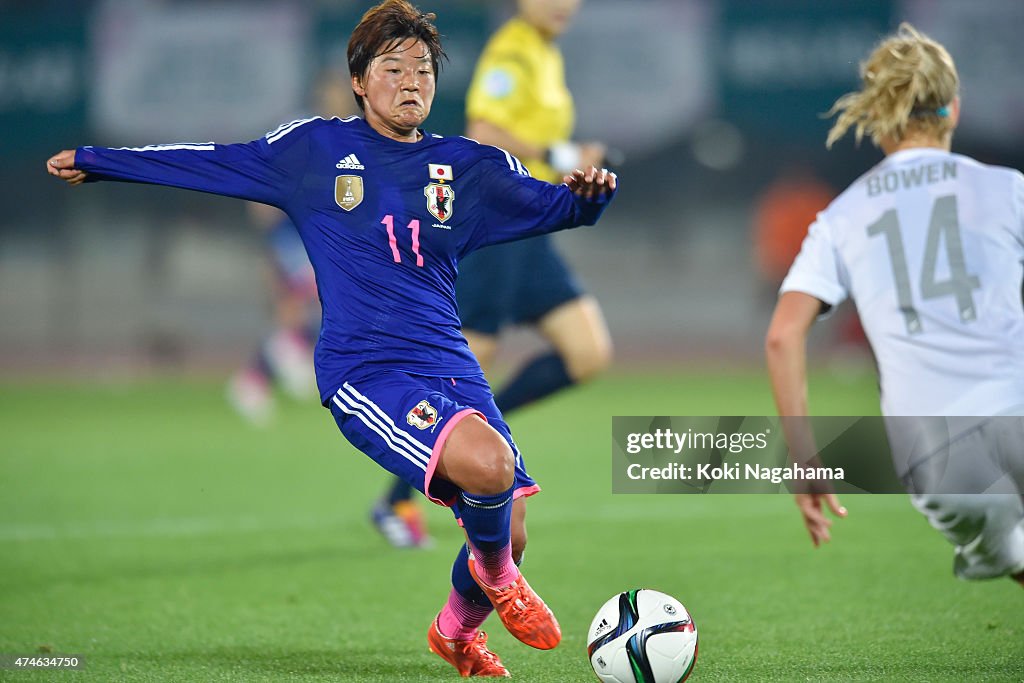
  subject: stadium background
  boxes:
[2,2,1023,681]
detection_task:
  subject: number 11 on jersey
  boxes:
[382,215,424,267]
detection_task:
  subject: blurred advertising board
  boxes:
[903,0,1024,149]
[716,0,893,140]
[89,1,308,144]
[0,6,89,160]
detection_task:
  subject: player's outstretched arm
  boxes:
[563,166,616,200]
[44,130,308,207]
[466,152,618,251]
[47,150,88,186]
[766,291,848,547]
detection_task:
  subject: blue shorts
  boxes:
[457,234,584,334]
[327,371,539,507]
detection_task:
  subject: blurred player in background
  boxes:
[48,0,618,673]
[226,201,320,425]
[766,23,1024,586]
[752,164,834,298]
[373,0,614,550]
[228,70,358,425]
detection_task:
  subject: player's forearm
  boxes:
[765,292,822,416]
[766,334,824,468]
[478,183,615,250]
[766,291,830,468]
[765,331,809,417]
[529,182,617,234]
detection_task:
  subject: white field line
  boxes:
[0,503,729,542]
[0,496,910,542]
[0,513,349,542]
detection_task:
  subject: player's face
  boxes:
[519,0,582,38]
[353,38,435,142]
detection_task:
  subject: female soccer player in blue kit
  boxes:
[46,1,617,676]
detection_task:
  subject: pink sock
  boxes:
[438,588,492,641]
[470,541,519,588]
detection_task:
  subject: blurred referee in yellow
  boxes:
[462,0,612,402]
[371,0,612,547]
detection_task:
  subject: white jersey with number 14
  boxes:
[781,148,1024,416]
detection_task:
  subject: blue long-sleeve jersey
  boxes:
[76,116,616,403]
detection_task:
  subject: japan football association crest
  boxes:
[424,182,455,223]
[335,175,363,212]
[407,400,440,430]
[424,163,455,223]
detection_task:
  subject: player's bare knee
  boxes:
[472,437,515,494]
[572,336,613,381]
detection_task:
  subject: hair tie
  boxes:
[910,104,951,118]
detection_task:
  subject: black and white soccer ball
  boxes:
[586,589,698,683]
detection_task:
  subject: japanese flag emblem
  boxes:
[429,164,453,181]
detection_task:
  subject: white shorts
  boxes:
[893,416,1024,580]
[911,493,1024,580]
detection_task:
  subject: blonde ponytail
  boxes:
[826,23,958,149]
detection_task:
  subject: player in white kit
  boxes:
[765,23,1024,586]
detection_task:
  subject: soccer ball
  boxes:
[586,589,698,683]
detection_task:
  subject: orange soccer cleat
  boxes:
[427,618,510,678]
[467,557,561,650]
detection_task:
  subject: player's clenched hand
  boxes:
[795,493,847,547]
[564,166,616,200]
[47,150,88,186]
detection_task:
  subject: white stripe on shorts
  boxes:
[340,383,433,460]
[333,393,427,472]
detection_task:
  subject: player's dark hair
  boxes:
[347,0,446,111]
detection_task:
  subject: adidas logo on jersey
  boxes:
[336,154,365,170]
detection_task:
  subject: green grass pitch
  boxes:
[0,368,1020,682]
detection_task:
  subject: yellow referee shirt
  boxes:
[465,17,574,184]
